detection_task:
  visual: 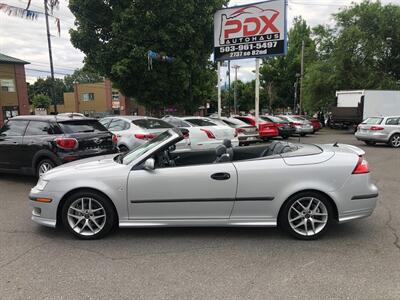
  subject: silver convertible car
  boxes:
[29,128,378,240]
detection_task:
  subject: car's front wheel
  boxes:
[279,192,333,240]
[389,134,400,148]
[61,191,116,239]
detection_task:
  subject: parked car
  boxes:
[233,115,279,141]
[278,115,314,136]
[99,116,189,152]
[355,116,400,148]
[208,116,260,145]
[260,115,296,139]
[162,116,239,149]
[294,115,322,133]
[0,115,117,177]
[30,128,378,240]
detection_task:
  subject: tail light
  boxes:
[200,128,215,139]
[370,126,384,131]
[235,128,245,137]
[112,134,118,143]
[134,133,156,140]
[352,156,370,174]
[55,138,78,150]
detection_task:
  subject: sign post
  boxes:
[217,61,222,118]
[255,58,260,126]
[214,0,287,117]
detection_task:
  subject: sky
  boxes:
[1,0,399,84]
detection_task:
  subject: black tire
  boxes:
[279,191,334,240]
[36,158,55,178]
[300,133,306,137]
[364,141,376,146]
[389,133,400,148]
[281,135,289,140]
[61,190,116,240]
[118,145,130,153]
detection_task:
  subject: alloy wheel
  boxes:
[67,197,106,236]
[391,135,400,148]
[38,161,53,176]
[288,197,328,237]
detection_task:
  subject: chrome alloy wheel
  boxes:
[67,197,106,236]
[288,197,328,237]
[391,135,400,147]
[38,162,53,176]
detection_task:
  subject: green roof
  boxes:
[0,53,30,65]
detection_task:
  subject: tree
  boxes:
[69,0,227,114]
[64,67,104,92]
[31,94,51,109]
[28,77,66,105]
[260,17,316,112]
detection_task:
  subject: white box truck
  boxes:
[330,90,400,128]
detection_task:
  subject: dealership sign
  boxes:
[214,0,287,61]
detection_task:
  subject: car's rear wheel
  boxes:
[61,191,116,239]
[389,134,400,148]
[364,141,376,146]
[279,192,333,240]
[37,159,55,177]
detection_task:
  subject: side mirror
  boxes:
[143,158,155,171]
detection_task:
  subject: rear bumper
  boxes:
[355,132,389,142]
[259,130,279,138]
[295,126,314,134]
[238,134,261,143]
[278,128,296,136]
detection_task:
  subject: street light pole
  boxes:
[294,73,300,114]
[299,40,305,115]
[44,0,57,114]
[232,65,240,115]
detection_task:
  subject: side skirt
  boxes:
[119,218,277,228]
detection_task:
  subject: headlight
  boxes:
[35,179,48,191]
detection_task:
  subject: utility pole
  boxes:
[44,0,57,114]
[294,73,300,114]
[299,40,305,115]
[232,65,240,115]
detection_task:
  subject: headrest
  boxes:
[215,145,227,156]
[222,139,232,148]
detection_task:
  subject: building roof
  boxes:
[0,53,30,65]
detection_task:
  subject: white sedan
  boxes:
[162,116,239,149]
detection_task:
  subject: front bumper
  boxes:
[29,188,62,228]
[355,131,389,143]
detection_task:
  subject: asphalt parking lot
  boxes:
[0,128,399,299]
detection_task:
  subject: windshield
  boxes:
[122,130,172,165]
[362,117,383,125]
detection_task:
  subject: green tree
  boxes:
[31,94,51,109]
[64,67,104,91]
[28,77,66,105]
[260,17,316,112]
[69,0,227,113]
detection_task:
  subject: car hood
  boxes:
[42,154,120,179]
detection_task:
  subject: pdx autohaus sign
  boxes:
[214,0,287,61]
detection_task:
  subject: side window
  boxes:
[236,117,252,125]
[385,118,399,125]
[108,119,129,131]
[25,121,52,136]
[0,120,29,136]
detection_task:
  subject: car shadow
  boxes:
[0,173,37,185]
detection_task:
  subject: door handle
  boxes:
[211,172,231,180]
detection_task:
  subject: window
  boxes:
[108,119,130,131]
[163,118,191,128]
[0,79,16,92]
[235,117,253,125]
[81,93,95,101]
[99,118,112,128]
[385,118,399,125]
[0,120,28,136]
[58,120,107,133]
[362,117,383,125]
[25,121,52,136]
[132,119,173,129]
[185,118,217,127]
[112,91,120,101]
